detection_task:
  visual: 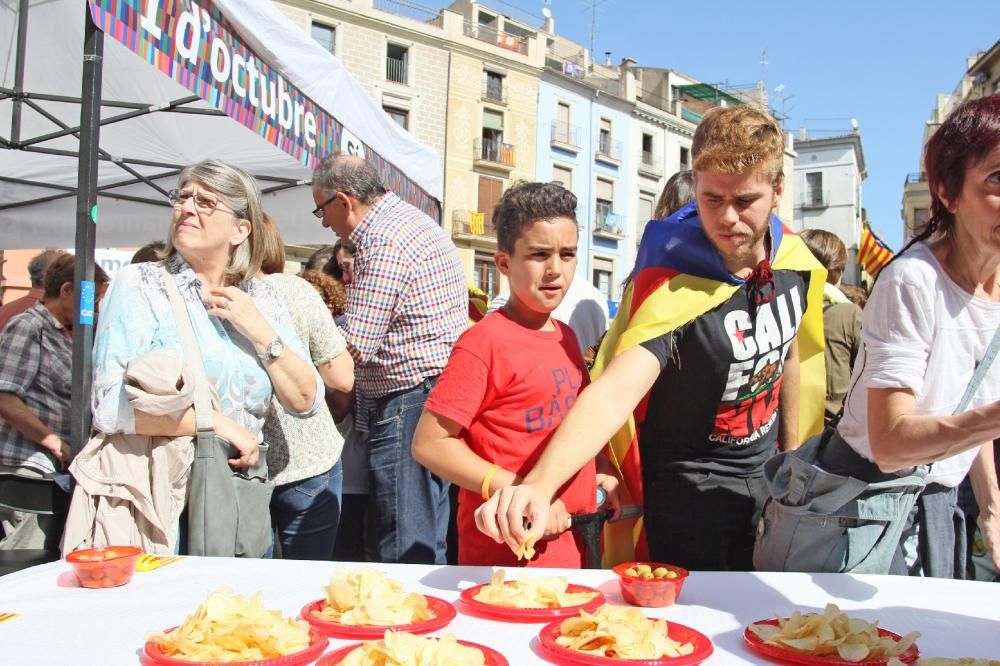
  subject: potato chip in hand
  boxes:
[335,631,485,666]
[749,604,919,662]
[315,567,433,626]
[147,588,311,662]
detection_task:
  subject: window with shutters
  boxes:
[552,164,572,189]
[478,176,504,228]
[592,256,615,300]
[637,194,655,245]
[311,22,336,54]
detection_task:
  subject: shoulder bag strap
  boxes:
[160,265,214,433]
[954,326,1000,415]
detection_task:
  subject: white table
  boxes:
[0,557,997,664]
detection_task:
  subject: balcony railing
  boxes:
[639,150,661,176]
[595,211,624,236]
[905,172,925,184]
[550,121,580,149]
[595,137,622,163]
[474,138,516,168]
[452,209,497,239]
[463,20,528,55]
[482,81,507,105]
[796,190,830,209]
[386,58,406,84]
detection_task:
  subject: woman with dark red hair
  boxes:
[755,95,1000,577]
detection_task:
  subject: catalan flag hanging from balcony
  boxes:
[857,223,894,278]
[469,212,485,235]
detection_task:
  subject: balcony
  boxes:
[796,190,830,209]
[638,150,662,178]
[386,57,406,84]
[482,81,507,105]
[452,209,497,242]
[595,137,622,166]
[594,211,625,239]
[905,172,925,184]
[463,20,528,55]
[473,138,516,172]
[550,121,580,152]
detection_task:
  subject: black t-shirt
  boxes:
[638,269,811,477]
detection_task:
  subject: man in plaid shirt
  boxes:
[0,255,109,550]
[313,155,466,564]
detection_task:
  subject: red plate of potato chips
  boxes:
[744,604,920,665]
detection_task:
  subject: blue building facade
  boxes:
[536,72,634,315]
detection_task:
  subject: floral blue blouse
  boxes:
[92,255,322,438]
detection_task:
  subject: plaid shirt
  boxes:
[0,303,72,474]
[348,192,466,398]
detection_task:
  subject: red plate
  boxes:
[316,639,509,665]
[142,626,328,666]
[459,582,605,623]
[537,616,714,665]
[300,595,456,639]
[743,618,920,665]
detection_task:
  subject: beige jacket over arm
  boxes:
[63,349,201,555]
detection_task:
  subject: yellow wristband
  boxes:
[481,464,501,500]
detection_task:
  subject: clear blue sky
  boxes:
[431,0,998,250]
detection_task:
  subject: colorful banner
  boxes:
[86,0,440,220]
[857,223,894,278]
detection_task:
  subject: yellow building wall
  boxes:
[444,52,538,279]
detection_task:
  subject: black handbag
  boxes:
[161,266,272,558]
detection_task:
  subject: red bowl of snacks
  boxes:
[65,545,142,589]
[612,561,689,607]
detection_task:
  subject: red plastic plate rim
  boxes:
[315,638,509,666]
[299,595,457,638]
[142,626,328,666]
[743,618,920,666]
[537,616,715,665]
[459,583,606,622]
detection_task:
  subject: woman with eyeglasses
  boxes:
[89,160,322,553]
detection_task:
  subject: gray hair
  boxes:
[162,160,266,283]
[313,153,387,205]
[27,249,65,287]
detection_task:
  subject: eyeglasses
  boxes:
[312,191,342,219]
[168,189,236,215]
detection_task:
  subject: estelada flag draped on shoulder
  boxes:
[856,223,894,278]
[591,202,827,566]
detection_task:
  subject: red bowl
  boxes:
[611,561,689,607]
[300,595,456,638]
[65,545,142,589]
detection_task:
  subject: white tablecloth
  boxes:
[0,557,997,664]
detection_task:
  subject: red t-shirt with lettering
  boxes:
[424,310,596,567]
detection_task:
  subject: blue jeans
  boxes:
[270,462,343,560]
[364,379,450,564]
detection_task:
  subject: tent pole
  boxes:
[11,0,29,144]
[69,8,104,455]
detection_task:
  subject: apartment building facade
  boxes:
[793,132,867,285]
[901,40,999,242]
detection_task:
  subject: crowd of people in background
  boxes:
[0,95,997,584]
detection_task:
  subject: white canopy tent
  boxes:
[0,0,443,449]
[0,0,443,249]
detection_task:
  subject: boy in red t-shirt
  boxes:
[413,182,615,567]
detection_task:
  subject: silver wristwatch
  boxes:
[257,337,284,362]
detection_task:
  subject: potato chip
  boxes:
[334,631,486,666]
[315,567,433,626]
[748,604,920,662]
[516,538,537,561]
[554,605,694,659]
[472,569,598,609]
[147,588,311,662]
